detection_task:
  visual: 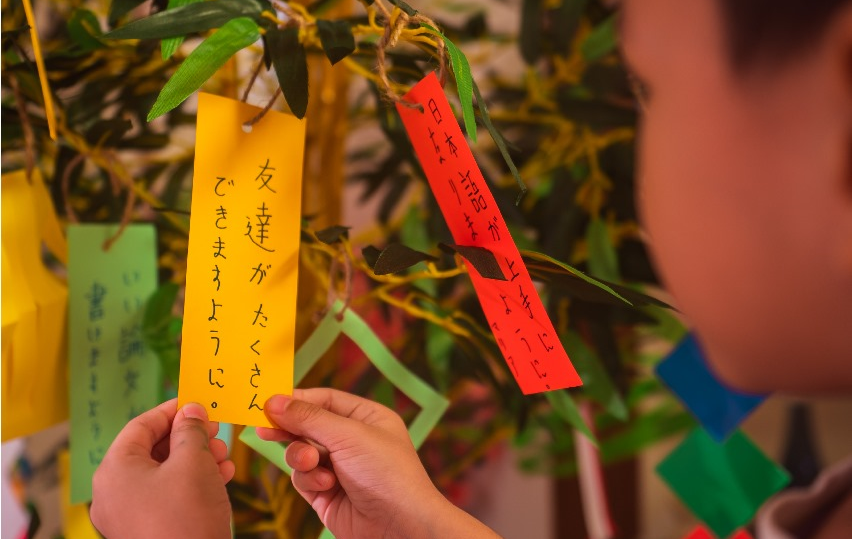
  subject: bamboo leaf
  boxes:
[68,8,104,51]
[420,24,477,143]
[147,17,260,121]
[266,27,309,119]
[316,225,351,244]
[586,218,619,282]
[472,80,527,203]
[545,390,597,444]
[553,0,587,55]
[316,20,356,65]
[142,283,182,387]
[109,0,146,25]
[439,243,506,280]
[519,0,543,65]
[161,0,204,59]
[581,13,618,62]
[106,0,264,40]
[562,331,628,421]
[521,249,631,304]
[364,243,438,275]
[388,0,418,16]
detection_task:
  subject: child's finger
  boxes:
[256,426,297,443]
[208,421,220,439]
[218,459,236,484]
[209,438,228,464]
[292,468,337,493]
[285,441,320,472]
[110,399,178,458]
[169,403,211,457]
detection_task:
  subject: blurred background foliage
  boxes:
[2,0,691,536]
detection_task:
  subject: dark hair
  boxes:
[719,0,851,69]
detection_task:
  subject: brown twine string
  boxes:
[60,152,137,251]
[243,88,282,128]
[336,250,352,321]
[101,152,137,252]
[241,57,266,103]
[376,11,414,107]
[8,74,37,181]
[316,245,353,322]
[375,10,449,106]
[61,153,86,224]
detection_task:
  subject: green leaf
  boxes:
[316,20,356,65]
[106,0,264,40]
[472,80,527,204]
[143,283,179,331]
[147,17,260,121]
[387,0,418,17]
[561,331,627,420]
[646,304,687,341]
[365,243,438,275]
[586,218,620,282]
[266,27,309,119]
[600,403,695,463]
[315,225,351,244]
[439,243,506,281]
[426,322,454,392]
[161,0,204,59]
[521,249,631,305]
[519,0,543,65]
[420,24,477,143]
[142,283,182,387]
[545,390,597,444]
[372,378,396,409]
[68,9,104,51]
[553,0,588,55]
[580,14,618,62]
[109,0,146,25]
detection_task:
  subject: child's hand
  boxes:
[257,388,502,539]
[90,399,235,539]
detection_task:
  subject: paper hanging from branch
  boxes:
[395,72,582,394]
[178,93,306,427]
[68,224,162,503]
[1,169,68,441]
[656,333,766,442]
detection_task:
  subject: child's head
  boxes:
[620,0,852,393]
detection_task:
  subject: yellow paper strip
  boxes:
[59,451,101,539]
[178,93,306,427]
[21,0,57,140]
[1,170,68,441]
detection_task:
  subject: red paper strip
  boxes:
[396,72,582,394]
[684,526,754,539]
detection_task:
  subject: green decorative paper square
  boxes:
[657,428,790,538]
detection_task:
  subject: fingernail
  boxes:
[182,402,208,421]
[265,394,290,415]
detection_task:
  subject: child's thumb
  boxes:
[169,403,210,458]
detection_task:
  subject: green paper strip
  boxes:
[68,224,163,503]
